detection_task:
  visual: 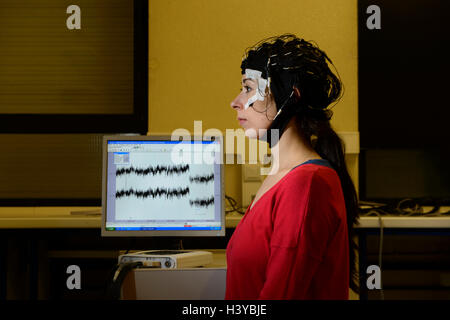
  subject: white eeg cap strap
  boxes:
[244,68,268,110]
[244,94,258,110]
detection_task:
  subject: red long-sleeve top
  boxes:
[225,159,349,300]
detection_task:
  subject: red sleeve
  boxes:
[257,170,339,299]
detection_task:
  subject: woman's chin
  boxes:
[244,127,269,140]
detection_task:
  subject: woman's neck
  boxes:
[267,118,321,175]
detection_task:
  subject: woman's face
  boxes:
[230,74,277,139]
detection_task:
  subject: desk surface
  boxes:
[0,207,449,229]
[0,207,101,229]
[355,216,450,228]
[226,212,450,229]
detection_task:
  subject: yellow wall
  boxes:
[147,0,358,205]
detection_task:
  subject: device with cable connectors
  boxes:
[118,250,213,269]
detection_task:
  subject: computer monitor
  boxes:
[101,134,225,237]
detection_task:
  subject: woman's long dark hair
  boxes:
[242,34,360,293]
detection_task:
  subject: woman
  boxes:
[226,34,359,299]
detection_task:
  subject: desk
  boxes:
[0,208,232,300]
[0,207,98,299]
[355,215,450,300]
[1,207,450,300]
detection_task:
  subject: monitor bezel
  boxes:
[101,134,225,237]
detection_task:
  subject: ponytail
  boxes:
[296,111,361,294]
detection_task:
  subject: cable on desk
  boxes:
[359,198,450,217]
[225,194,246,215]
[105,261,143,300]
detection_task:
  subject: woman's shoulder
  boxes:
[281,161,340,191]
[274,162,345,225]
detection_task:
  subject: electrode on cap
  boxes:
[244,68,269,110]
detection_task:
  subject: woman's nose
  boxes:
[230,94,244,110]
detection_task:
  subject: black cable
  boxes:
[104,261,143,300]
[225,194,246,214]
[359,198,449,217]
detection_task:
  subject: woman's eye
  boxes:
[238,86,253,94]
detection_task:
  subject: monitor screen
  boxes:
[358,0,450,204]
[0,0,148,134]
[360,148,450,204]
[101,135,225,237]
[358,0,450,149]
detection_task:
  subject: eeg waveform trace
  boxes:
[109,147,219,222]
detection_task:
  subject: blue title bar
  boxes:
[113,227,221,231]
[108,141,217,144]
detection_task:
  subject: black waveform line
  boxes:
[189,173,214,183]
[189,196,215,208]
[116,164,190,177]
[116,187,190,199]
